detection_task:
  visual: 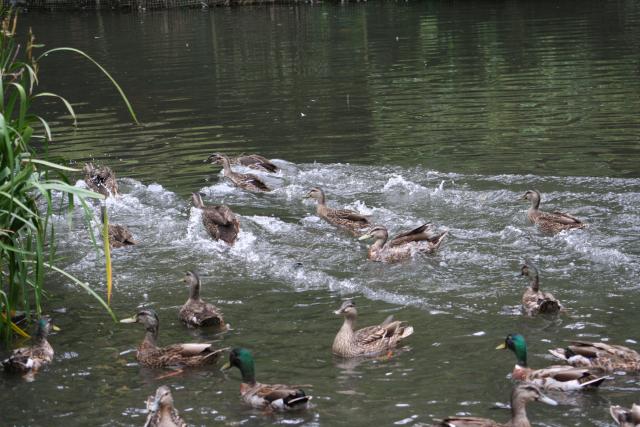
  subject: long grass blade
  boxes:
[101,204,113,306]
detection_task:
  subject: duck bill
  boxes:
[495,343,507,350]
[149,399,160,412]
[333,309,343,315]
[538,395,558,406]
[52,325,61,332]
[220,361,231,371]
[358,234,372,241]
[119,316,137,324]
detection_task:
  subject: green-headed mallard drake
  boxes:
[191,193,240,244]
[359,224,448,262]
[83,162,119,197]
[222,347,312,412]
[120,309,225,368]
[432,384,557,427]
[519,263,562,316]
[305,187,370,235]
[144,385,187,427]
[522,190,586,234]
[332,299,414,358]
[179,271,226,331]
[497,333,608,391]
[205,154,271,192]
[2,316,59,375]
[610,404,640,427]
[218,153,279,173]
[548,340,640,372]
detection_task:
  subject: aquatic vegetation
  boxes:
[0,5,136,340]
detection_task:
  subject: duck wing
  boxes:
[542,211,583,225]
[389,224,433,246]
[241,155,279,173]
[330,208,370,223]
[241,173,271,191]
[433,417,497,426]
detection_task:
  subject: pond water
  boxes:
[3,1,640,426]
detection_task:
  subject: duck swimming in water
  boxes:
[305,187,370,235]
[521,189,586,234]
[83,162,119,197]
[205,154,271,192]
[359,224,448,262]
[191,192,240,244]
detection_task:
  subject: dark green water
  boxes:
[2,1,640,426]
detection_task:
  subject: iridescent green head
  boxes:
[223,347,256,385]
[496,333,528,366]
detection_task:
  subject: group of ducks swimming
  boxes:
[1,154,637,427]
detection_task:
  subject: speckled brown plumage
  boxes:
[519,263,562,316]
[2,317,56,376]
[179,271,226,330]
[230,154,279,173]
[83,162,119,197]
[144,386,187,427]
[522,189,586,234]
[191,193,239,244]
[305,187,370,235]
[549,340,640,372]
[359,224,448,262]
[206,154,271,192]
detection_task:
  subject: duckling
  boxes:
[144,385,187,427]
[548,340,640,372]
[497,333,608,391]
[179,271,226,330]
[432,384,557,427]
[228,154,279,173]
[521,189,586,234]
[222,347,311,412]
[332,299,414,358]
[610,404,640,427]
[305,187,370,235]
[206,153,271,192]
[519,263,562,316]
[359,224,448,262]
[83,162,119,197]
[2,316,59,376]
[191,192,240,244]
[120,309,225,368]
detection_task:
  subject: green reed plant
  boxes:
[0,5,137,341]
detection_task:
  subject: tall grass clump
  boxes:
[0,4,137,341]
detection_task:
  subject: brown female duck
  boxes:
[191,193,240,244]
[359,224,448,262]
[519,263,562,316]
[2,317,59,376]
[120,309,225,368]
[100,206,135,248]
[206,154,271,192]
[432,384,557,427]
[305,187,370,235]
[610,404,640,427]
[549,340,640,372]
[179,271,226,330]
[83,162,119,197]
[522,190,586,234]
[144,385,187,427]
[332,299,413,358]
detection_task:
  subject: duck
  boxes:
[205,153,271,192]
[83,162,119,197]
[548,340,640,372]
[2,316,59,376]
[120,308,225,368]
[521,189,586,234]
[191,192,240,244]
[519,262,562,316]
[358,224,448,262]
[179,271,226,330]
[431,384,557,427]
[496,333,608,391]
[100,205,136,248]
[222,347,311,412]
[144,385,187,427]
[610,404,640,427]
[305,187,370,235]
[332,299,414,358]
[220,153,279,173]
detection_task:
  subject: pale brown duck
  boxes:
[305,187,370,235]
[144,385,187,427]
[359,224,448,262]
[519,262,562,316]
[205,154,271,192]
[179,271,226,331]
[191,192,240,244]
[522,190,586,234]
[83,162,119,197]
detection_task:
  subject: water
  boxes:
[2,1,640,426]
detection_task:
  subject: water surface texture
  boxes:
[3,1,640,426]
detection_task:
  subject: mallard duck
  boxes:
[222,347,311,411]
[519,263,562,316]
[332,299,414,358]
[358,224,448,262]
[305,187,370,235]
[100,206,135,248]
[496,333,608,391]
[144,385,187,427]
[2,316,59,375]
[215,153,279,173]
[432,384,557,427]
[190,192,240,244]
[521,189,586,234]
[206,153,271,192]
[610,404,640,427]
[120,309,225,368]
[179,271,226,330]
[548,340,640,372]
[83,162,119,197]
